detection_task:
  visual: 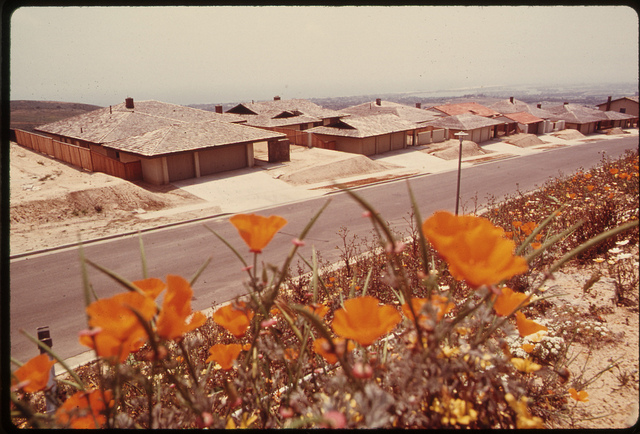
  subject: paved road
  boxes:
[9,136,638,362]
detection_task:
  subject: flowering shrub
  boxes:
[10,151,638,429]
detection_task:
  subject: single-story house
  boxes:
[422,113,504,143]
[226,97,348,146]
[543,103,608,135]
[597,96,639,117]
[598,110,637,130]
[34,98,288,184]
[341,99,441,124]
[428,102,500,118]
[226,97,347,130]
[102,121,287,184]
[306,114,419,156]
[501,111,546,135]
[489,98,555,134]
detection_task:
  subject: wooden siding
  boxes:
[13,129,141,181]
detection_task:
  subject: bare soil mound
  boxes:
[425,139,487,160]
[502,133,546,147]
[10,184,176,224]
[606,127,627,135]
[552,129,586,140]
[269,147,399,186]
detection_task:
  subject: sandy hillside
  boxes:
[9,142,205,255]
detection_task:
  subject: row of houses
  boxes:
[27,94,638,185]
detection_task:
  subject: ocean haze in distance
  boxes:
[9,6,639,107]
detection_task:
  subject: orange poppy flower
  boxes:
[520,221,537,235]
[156,275,207,341]
[12,354,55,393]
[284,348,299,360]
[206,343,243,370]
[401,295,454,322]
[56,389,114,429]
[132,277,166,299]
[213,301,254,338]
[521,343,535,354]
[313,338,355,364]
[511,357,541,373]
[515,312,547,338]
[422,211,528,289]
[568,388,589,402]
[587,185,595,192]
[584,173,593,179]
[609,168,619,175]
[229,213,287,253]
[303,303,329,318]
[493,287,529,316]
[332,296,401,346]
[80,292,158,363]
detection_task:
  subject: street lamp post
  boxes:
[453,131,468,216]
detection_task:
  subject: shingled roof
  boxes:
[424,113,503,130]
[307,114,417,138]
[102,121,286,157]
[35,99,245,144]
[341,100,440,124]
[502,111,544,124]
[227,98,347,120]
[429,102,500,118]
[544,103,608,124]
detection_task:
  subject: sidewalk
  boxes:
[142,129,637,220]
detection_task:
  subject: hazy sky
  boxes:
[9,5,639,107]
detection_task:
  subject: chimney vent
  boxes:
[125,97,134,109]
[415,102,421,109]
[537,103,542,109]
[215,105,223,114]
[274,96,281,101]
[605,96,612,111]
[509,97,514,104]
[563,102,569,106]
[376,98,381,106]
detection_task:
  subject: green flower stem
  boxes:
[548,219,638,275]
[523,220,584,264]
[19,329,85,391]
[515,205,567,257]
[189,256,212,287]
[178,339,199,386]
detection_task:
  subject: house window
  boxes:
[115,151,120,159]
[620,108,626,113]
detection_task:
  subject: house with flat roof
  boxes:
[33,98,287,184]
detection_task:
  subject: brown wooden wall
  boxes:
[13,129,142,181]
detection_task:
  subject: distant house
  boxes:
[543,103,608,135]
[597,96,639,117]
[306,114,418,156]
[34,98,287,184]
[341,99,441,124]
[422,113,504,143]
[429,102,500,118]
[501,111,546,135]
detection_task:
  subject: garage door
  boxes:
[167,153,196,182]
[199,145,247,176]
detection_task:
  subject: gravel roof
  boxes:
[35,100,246,144]
[502,111,544,124]
[307,114,418,138]
[103,121,286,156]
[429,102,500,118]
[341,100,440,124]
[228,98,348,119]
[424,113,503,130]
[544,103,608,124]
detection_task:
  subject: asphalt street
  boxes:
[9,136,638,363]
